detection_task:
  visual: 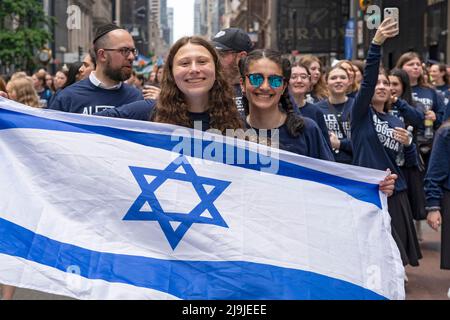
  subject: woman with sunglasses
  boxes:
[238,49,336,161]
[351,18,422,268]
[288,62,332,150]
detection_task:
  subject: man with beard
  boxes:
[49,24,143,114]
[212,28,253,116]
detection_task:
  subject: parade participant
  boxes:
[389,68,427,227]
[152,36,243,132]
[49,23,143,114]
[336,60,359,97]
[288,62,332,149]
[351,18,422,268]
[388,68,425,129]
[396,52,446,166]
[239,48,336,161]
[78,50,96,80]
[64,62,83,88]
[45,73,56,93]
[142,64,164,100]
[429,63,449,95]
[212,27,254,115]
[32,70,52,108]
[430,63,450,118]
[424,120,450,288]
[6,77,40,108]
[54,69,68,91]
[298,55,328,103]
[314,65,354,164]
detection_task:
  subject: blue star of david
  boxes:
[123,155,230,250]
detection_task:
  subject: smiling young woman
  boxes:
[153,36,243,133]
[238,49,334,161]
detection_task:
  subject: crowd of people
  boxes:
[0,18,449,300]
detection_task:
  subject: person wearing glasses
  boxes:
[238,49,334,161]
[288,62,332,150]
[49,23,143,114]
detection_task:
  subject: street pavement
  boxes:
[6,222,450,300]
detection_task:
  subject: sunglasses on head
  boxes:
[246,73,284,89]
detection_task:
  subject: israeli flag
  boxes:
[0,98,405,300]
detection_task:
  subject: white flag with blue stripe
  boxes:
[0,98,405,300]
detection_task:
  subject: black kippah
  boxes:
[93,23,121,44]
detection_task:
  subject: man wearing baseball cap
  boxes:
[212,28,253,116]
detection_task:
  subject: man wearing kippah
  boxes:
[49,23,143,114]
[212,28,254,116]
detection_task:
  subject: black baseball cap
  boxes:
[93,23,122,44]
[212,28,253,53]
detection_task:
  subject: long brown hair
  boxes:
[299,55,329,100]
[395,52,432,88]
[153,36,243,133]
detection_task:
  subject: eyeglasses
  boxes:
[290,74,310,81]
[246,73,284,89]
[102,47,138,57]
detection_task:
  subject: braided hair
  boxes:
[238,49,304,137]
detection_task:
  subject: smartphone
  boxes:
[384,7,399,27]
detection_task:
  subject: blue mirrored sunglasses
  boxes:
[246,73,284,89]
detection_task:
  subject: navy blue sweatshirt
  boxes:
[246,117,334,161]
[389,98,425,129]
[95,99,212,131]
[290,96,332,150]
[49,78,143,114]
[412,85,446,128]
[314,98,354,164]
[424,123,450,207]
[95,99,155,120]
[351,43,418,192]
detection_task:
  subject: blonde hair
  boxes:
[336,60,359,93]
[7,77,41,108]
[10,71,28,81]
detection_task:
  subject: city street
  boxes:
[8,222,449,300]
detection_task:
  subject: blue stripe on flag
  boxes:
[0,216,386,300]
[0,108,381,208]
